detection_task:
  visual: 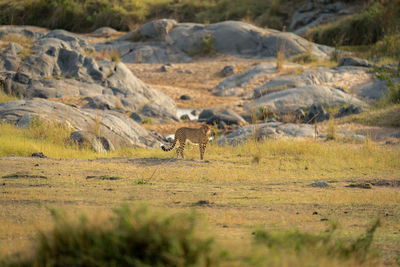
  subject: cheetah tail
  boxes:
[161,138,176,152]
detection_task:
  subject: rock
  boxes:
[0,100,163,149]
[6,42,23,56]
[0,26,46,41]
[168,21,333,59]
[359,79,392,100]
[311,181,329,187]
[16,113,34,127]
[141,103,178,122]
[180,114,190,121]
[213,62,277,97]
[290,1,352,36]
[221,65,235,77]
[338,57,373,68]
[390,132,400,139]
[218,120,227,130]
[335,104,362,118]
[130,112,143,123]
[31,152,47,158]
[304,104,330,123]
[218,122,316,145]
[206,109,247,126]
[92,27,118,37]
[0,29,178,120]
[136,19,177,41]
[160,65,170,72]
[254,66,372,99]
[179,95,192,100]
[70,131,112,153]
[191,109,198,116]
[198,109,215,121]
[253,85,368,114]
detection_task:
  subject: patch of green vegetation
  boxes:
[307,1,400,47]
[253,219,380,264]
[0,0,303,32]
[142,118,152,124]
[2,205,219,266]
[187,33,217,57]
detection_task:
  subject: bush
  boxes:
[6,206,219,266]
[307,1,400,46]
[253,219,380,264]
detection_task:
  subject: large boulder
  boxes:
[254,66,372,98]
[168,21,333,59]
[0,29,177,120]
[253,85,368,113]
[0,100,163,149]
[212,62,278,97]
[95,41,191,64]
[218,122,316,145]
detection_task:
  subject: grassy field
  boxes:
[0,130,399,265]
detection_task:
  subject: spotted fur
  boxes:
[161,124,212,160]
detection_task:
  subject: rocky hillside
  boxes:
[0,17,399,152]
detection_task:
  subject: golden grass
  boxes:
[0,120,399,265]
[0,33,33,60]
[0,90,19,103]
[346,104,400,128]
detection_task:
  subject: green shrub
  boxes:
[253,219,380,264]
[307,1,400,46]
[5,205,218,266]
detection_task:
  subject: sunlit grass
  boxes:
[0,91,19,103]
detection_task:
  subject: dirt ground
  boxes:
[0,154,399,263]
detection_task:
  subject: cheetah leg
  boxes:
[178,142,185,159]
[200,143,207,160]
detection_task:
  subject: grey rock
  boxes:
[180,114,190,121]
[304,104,330,123]
[338,57,373,68]
[6,42,23,56]
[213,62,277,97]
[0,100,163,149]
[335,104,362,118]
[359,79,391,100]
[218,122,316,145]
[221,65,235,77]
[180,95,192,100]
[70,131,110,153]
[92,27,118,37]
[141,103,178,122]
[168,21,333,59]
[254,66,372,99]
[198,109,215,121]
[0,26,46,41]
[130,112,143,123]
[206,109,247,126]
[253,85,368,113]
[16,113,34,127]
[139,19,177,41]
[390,132,400,139]
[312,182,329,187]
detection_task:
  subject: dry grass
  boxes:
[0,132,399,265]
[0,33,33,60]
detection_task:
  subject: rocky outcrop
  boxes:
[290,1,355,36]
[253,85,368,114]
[98,19,334,64]
[217,122,316,145]
[254,66,372,98]
[0,100,164,149]
[212,62,278,97]
[168,21,333,59]
[0,27,177,121]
